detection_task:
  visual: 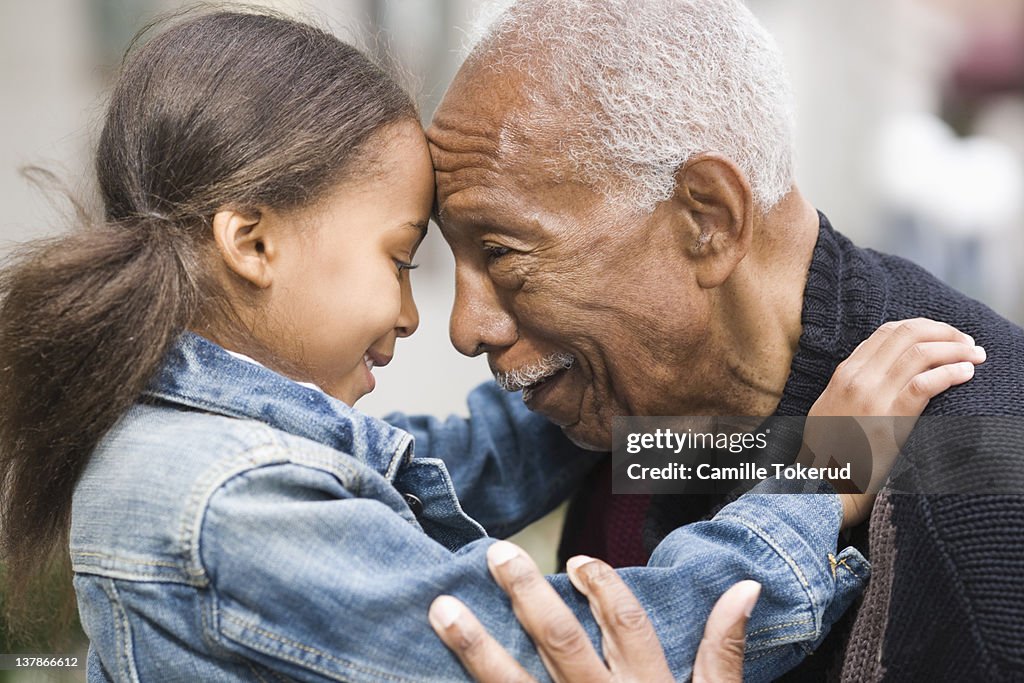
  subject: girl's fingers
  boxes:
[896,361,977,415]
[564,556,673,681]
[429,595,536,683]
[889,342,985,392]
[486,541,607,682]
[843,318,973,376]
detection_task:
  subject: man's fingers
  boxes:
[564,556,672,681]
[486,541,607,682]
[429,595,536,683]
[692,580,761,683]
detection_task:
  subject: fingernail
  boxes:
[960,361,976,374]
[430,596,462,629]
[488,540,519,566]
[964,334,975,346]
[974,345,986,361]
[566,555,596,574]
[738,580,762,618]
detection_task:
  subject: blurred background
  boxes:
[1,0,1022,679]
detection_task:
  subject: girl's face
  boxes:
[259,120,433,405]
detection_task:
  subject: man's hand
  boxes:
[428,540,760,682]
[692,580,762,683]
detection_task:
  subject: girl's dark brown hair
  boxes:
[0,9,416,637]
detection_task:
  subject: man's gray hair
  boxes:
[466,0,796,212]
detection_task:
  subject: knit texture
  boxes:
[765,214,1024,680]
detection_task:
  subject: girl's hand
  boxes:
[805,318,985,527]
[429,540,757,682]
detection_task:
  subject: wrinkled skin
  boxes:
[427,63,817,449]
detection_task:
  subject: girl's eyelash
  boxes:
[395,260,419,272]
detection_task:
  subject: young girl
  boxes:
[0,11,982,682]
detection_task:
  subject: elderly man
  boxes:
[427,0,1024,679]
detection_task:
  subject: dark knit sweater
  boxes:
[774,214,1024,681]
[559,213,1024,680]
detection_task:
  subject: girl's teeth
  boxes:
[364,355,373,370]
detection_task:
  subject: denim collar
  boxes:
[144,332,413,481]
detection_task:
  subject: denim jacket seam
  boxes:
[721,514,822,609]
[145,387,412,486]
[746,617,816,638]
[385,432,415,482]
[200,578,231,661]
[407,458,487,538]
[74,550,191,571]
[71,550,207,586]
[833,547,869,582]
[716,513,826,640]
[182,432,372,582]
[146,389,280,428]
[178,433,282,581]
[100,578,141,683]
[216,610,418,682]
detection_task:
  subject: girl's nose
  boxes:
[396,274,419,338]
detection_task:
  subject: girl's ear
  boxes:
[211,207,273,288]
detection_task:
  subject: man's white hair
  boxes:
[465,0,796,212]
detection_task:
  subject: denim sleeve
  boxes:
[200,465,868,683]
[643,478,870,680]
[383,381,601,538]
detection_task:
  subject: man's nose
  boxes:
[449,268,517,357]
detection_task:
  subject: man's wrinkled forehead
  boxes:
[428,63,571,219]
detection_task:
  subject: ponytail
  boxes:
[1,6,416,644]
[0,218,199,637]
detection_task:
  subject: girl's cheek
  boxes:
[376,279,406,322]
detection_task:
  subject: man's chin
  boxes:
[561,422,611,452]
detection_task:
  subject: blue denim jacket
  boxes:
[71,333,868,682]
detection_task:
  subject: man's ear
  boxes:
[211,207,273,289]
[671,154,754,289]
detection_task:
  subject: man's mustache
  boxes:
[493,352,576,392]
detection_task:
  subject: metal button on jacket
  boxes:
[403,493,423,517]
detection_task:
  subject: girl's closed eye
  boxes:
[395,259,419,277]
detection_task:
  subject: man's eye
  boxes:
[483,245,511,261]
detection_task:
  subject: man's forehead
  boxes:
[431,60,524,131]
[430,130,560,224]
[431,60,572,162]
[428,59,593,229]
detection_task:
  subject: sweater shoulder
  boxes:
[869,249,1024,416]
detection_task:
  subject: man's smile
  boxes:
[491,351,576,395]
